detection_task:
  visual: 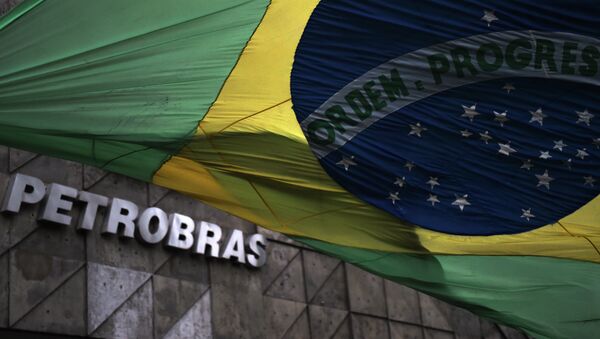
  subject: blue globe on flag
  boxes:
[292,0,600,235]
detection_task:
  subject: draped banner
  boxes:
[1,1,599,337]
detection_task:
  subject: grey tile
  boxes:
[482,321,529,339]
[303,249,340,302]
[311,264,348,310]
[451,307,481,339]
[87,263,151,334]
[17,155,81,188]
[9,249,83,325]
[263,296,305,339]
[156,253,209,285]
[0,253,7,327]
[419,293,453,331]
[284,310,310,339]
[148,183,170,206]
[386,280,421,324]
[153,275,208,338]
[163,290,212,339]
[13,268,85,336]
[86,228,169,272]
[347,264,386,317]
[0,173,10,255]
[18,221,84,261]
[83,165,107,190]
[261,242,299,292]
[156,191,206,222]
[308,305,348,339]
[481,319,503,339]
[92,280,153,339]
[265,252,306,303]
[211,260,265,339]
[7,197,40,249]
[499,324,529,339]
[9,149,36,173]
[423,328,454,339]
[332,316,352,339]
[390,321,423,339]
[351,314,390,339]
[89,173,146,206]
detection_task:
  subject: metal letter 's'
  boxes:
[246,233,267,268]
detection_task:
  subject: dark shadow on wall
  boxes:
[0,328,88,338]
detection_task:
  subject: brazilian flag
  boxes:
[1,1,599,338]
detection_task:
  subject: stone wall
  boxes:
[0,147,529,339]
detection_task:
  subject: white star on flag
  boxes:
[336,156,356,171]
[461,104,480,122]
[493,110,509,127]
[427,194,440,206]
[529,108,547,126]
[593,137,600,149]
[387,192,400,205]
[553,140,567,152]
[480,131,493,144]
[452,194,471,211]
[502,83,515,94]
[521,208,535,221]
[408,122,427,137]
[460,129,473,138]
[498,141,516,156]
[576,148,589,160]
[394,177,406,187]
[481,10,498,27]
[520,159,534,170]
[539,151,552,160]
[405,161,415,172]
[426,177,440,190]
[584,176,595,187]
[536,170,554,190]
[576,109,594,126]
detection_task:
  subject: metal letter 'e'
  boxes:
[39,183,78,225]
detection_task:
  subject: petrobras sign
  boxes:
[0,173,267,268]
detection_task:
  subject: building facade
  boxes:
[0,147,530,339]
